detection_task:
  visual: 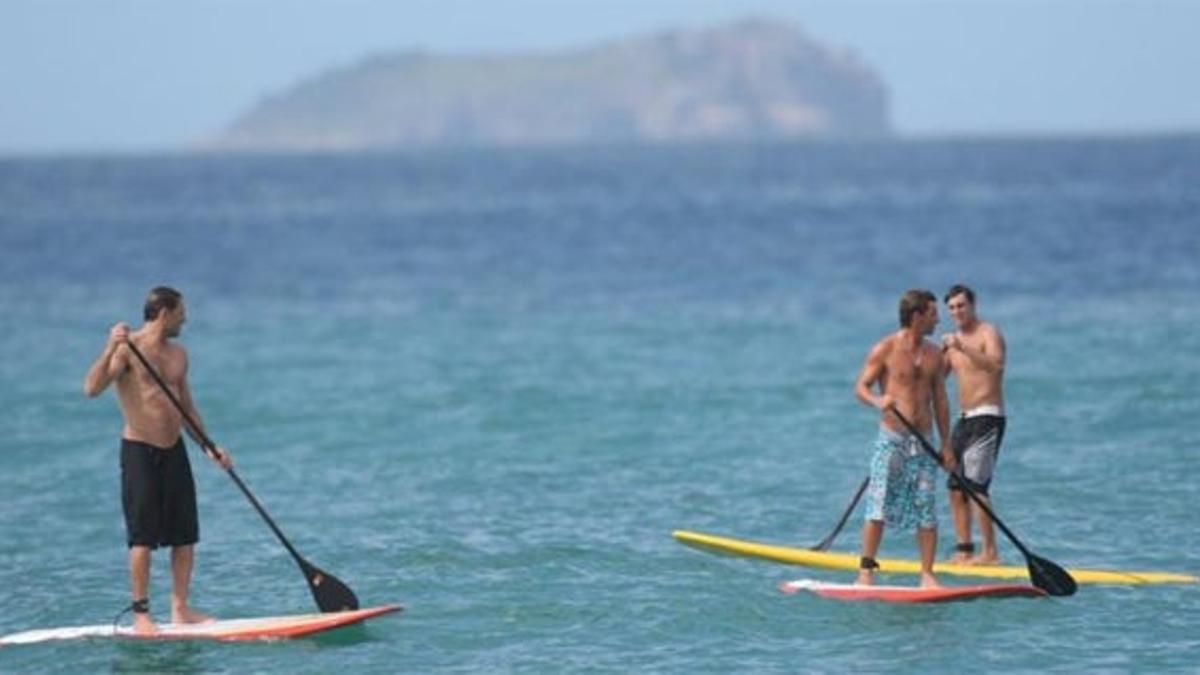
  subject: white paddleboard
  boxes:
[0,604,401,646]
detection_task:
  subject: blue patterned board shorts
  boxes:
[864,428,939,531]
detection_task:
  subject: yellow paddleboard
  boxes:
[673,530,1197,585]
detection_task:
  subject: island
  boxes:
[207,18,891,150]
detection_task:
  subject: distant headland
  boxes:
[206,18,891,151]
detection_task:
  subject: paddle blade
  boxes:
[299,558,360,612]
[1027,554,1077,597]
[810,477,870,551]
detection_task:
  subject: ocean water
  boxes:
[1,138,1198,672]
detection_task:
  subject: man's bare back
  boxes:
[114,335,189,448]
[85,321,192,448]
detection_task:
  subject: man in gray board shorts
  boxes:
[941,284,1007,565]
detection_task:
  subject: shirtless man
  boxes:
[941,284,1006,565]
[83,286,232,635]
[853,289,953,588]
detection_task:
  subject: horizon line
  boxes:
[3,127,1199,161]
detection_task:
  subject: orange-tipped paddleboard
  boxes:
[0,604,401,646]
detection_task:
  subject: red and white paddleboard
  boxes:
[779,579,1046,603]
[0,605,402,646]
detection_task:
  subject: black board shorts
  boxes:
[947,415,1006,495]
[120,437,199,549]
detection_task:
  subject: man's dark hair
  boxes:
[144,286,182,321]
[944,284,976,305]
[899,289,936,328]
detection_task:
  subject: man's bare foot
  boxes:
[919,572,941,589]
[171,606,216,625]
[855,570,875,586]
[966,553,1000,566]
[132,613,158,635]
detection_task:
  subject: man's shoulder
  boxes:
[979,320,1005,340]
[164,340,189,360]
[872,332,898,354]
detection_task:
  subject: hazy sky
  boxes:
[2,0,1198,154]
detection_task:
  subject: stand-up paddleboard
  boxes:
[779,579,1046,603]
[674,530,1198,585]
[0,605,401,646]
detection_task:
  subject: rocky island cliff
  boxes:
[208,19,891,150]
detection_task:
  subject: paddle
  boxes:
[810,476,869,551]
[889,406,1077,596]
[124,339,360,612]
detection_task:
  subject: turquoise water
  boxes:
[1,139,1198,672]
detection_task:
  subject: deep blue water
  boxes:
[1,138,1198,672]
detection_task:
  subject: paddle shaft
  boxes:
[893,408,1076,596]
[886,407,1039,559]
[123,341,315,579]
[811,476,869,551]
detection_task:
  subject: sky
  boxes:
[2,0,1198,155]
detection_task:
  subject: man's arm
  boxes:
[83,323,129,397]
[931,350,955,470]
[940,337,954,379]
[176,353,206,444]
[854,340,891,411]
[176,351,233,468]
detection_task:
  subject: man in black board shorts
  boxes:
[941,284,1007,565]
[83,286,232,635]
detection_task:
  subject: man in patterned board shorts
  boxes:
[853,290,953,588]
[941,284,1007,565]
